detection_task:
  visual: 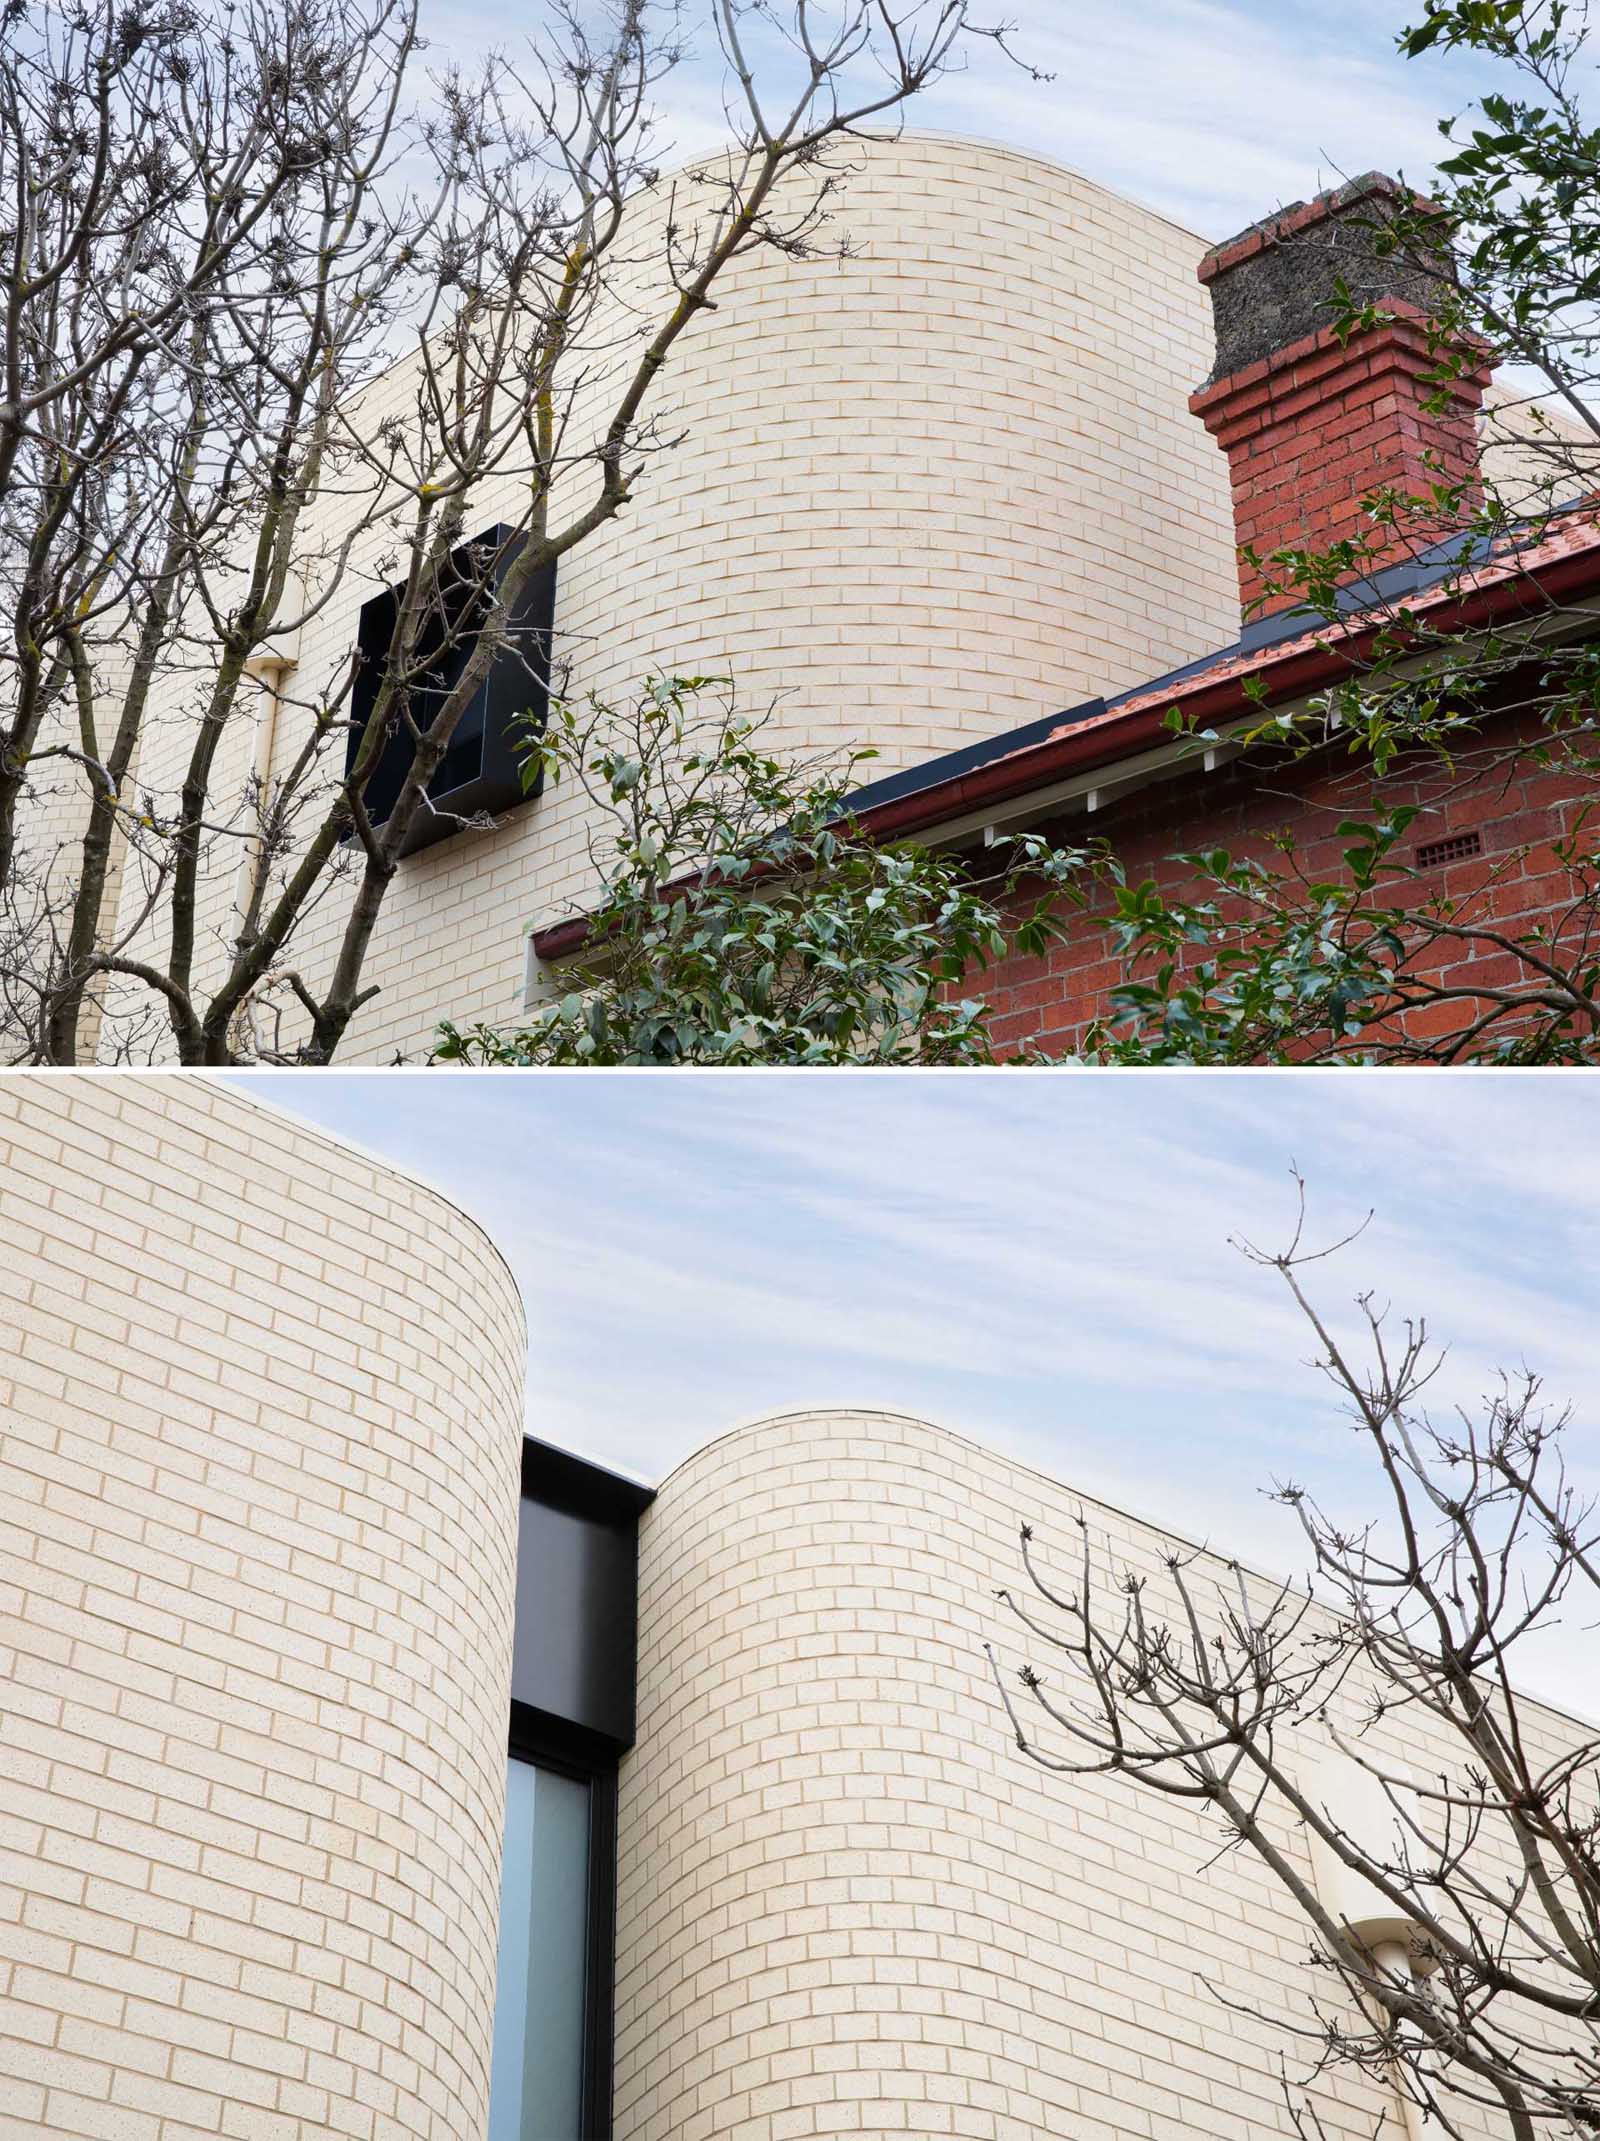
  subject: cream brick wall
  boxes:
[0,1074,527,2141]
[99,134,1240,1064]
[2,1115,1583,2141]
[1479,383,1598,511]
[616,1408,1550,2141]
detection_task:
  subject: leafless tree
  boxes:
[0,0,1032,1063]
[990,1182,1600,2138]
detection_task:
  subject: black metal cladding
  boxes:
[512,1437,653,1756]
[345,525,557,858]
[504,1443,650,2141]
[495,1444,649,2141]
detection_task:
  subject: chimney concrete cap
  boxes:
[1199,172,1439,286]
[1197,172,1459,391]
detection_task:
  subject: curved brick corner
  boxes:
[0,1076,526,2141]
[612,1408,1398,2141]
[615,1408,1577,2138]
[109,133,1240,1065]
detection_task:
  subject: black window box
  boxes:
[345,525,556,858]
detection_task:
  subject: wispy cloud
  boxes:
[900,0,1495,236]
[416,0,1501,238]
[228,1068,1600,1708]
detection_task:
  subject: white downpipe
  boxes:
[1307,1750,1432,2141]
[1368,1939,1428,2141]
[234,650,295,929]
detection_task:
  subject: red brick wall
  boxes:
[976,708,1589,1058]
[1190,311,1491,614]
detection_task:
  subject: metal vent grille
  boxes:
[1414,829,1482,871]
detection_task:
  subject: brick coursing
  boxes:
[33,141,1581,1066]
[1191,309,1492,613]
[92,135,1239,1065]
[975,706,1580,1057]
[616,1408,1569,2140]
[0,1076,526,2141]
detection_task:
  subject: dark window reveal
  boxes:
[492,1718,619,2141]
[345,525,556,858]
[500,1440,649,2141]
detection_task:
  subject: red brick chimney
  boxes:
[1189,174,1494,617]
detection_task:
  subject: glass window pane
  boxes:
[489,1759,591,2141]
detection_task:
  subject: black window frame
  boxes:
[502,1701,619,2141]
[345,524,557,859]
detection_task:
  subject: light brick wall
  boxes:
[98,133,1240,1065]
[0,1074,527,2141]
[616,1407,1548,2141]
[1479,384,1597,512]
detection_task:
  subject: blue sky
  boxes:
[428,0,1506,239]
[229,1069,1600,1708]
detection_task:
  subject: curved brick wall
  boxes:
[0,1076,526,2141]
[616,1409,1450,2141]
[97,134,1238,1064]
[550,132,1237,764]
[341,133,1238,1062]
